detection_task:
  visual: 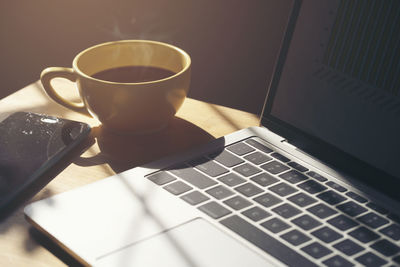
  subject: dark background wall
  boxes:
[0,0,292,115]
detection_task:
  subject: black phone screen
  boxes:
[0,112,91,214]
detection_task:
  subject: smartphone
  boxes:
[0,112,91,217]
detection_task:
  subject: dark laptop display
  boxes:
[263,0,400,200]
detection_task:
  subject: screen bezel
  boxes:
[260,0,400,201]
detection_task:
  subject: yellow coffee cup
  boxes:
[41,40,191,134]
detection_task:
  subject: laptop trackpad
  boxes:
[95,218,278,267]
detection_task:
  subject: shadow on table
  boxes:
[76,116,216,173]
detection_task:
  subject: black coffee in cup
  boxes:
[92,66,176,83]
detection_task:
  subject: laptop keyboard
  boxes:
[147,137,400,267]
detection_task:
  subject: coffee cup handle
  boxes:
[40,67,89,115]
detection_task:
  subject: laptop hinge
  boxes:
[281,139,322,164]
[280,139,297,149]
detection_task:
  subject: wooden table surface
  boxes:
[0,79,259,266]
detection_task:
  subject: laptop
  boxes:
[25,0,400,266]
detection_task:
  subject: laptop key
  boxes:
[337,201,367,217]
[221,215,318,267]
[226,142,255,156]
[366,202,389,215]
[244,151,272,165]
[245,139,273,154]
[326,181,347,192]
[311,226,343,243]
[272,203,301,219]
[180,191,209,205]
[307,203,337,219]
[211,150,244,167]
[191,158,229,177]
[170,167,217,189]
[346,191,368,203]
[287,162,309,172]
[261,217,291,233]
[254,192,282,208]
[198,201,231,219]
[147,171,176,185]
[322,255,354,267]
[355,252,387,267]
[301,242,332,259]
[235,183,264,197]
[357,212,389,228]
[233,163,261,177]
[269,182,298,197]
[317,190,346,205]
[379,224,400,241]
[288,192,317,207]
[223,195,252,210]
[279,170,308,184]
[217,173,246,187]
[333,239,365,256]
[163,181,192,195]
[261,160,290,174]
[280,229,311,246]
[307,171,328,182]
[271,152,290,163]
[250,172,279,187]
[242,206,271,222]
[206,185,234,200]
[328,215,359,231]
[348,226,380,243]
[298,180,327,194]
[218,173,246,187]
[370,239,400,257]
[291,214,322,231]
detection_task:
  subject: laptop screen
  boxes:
[262,0,400,194]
